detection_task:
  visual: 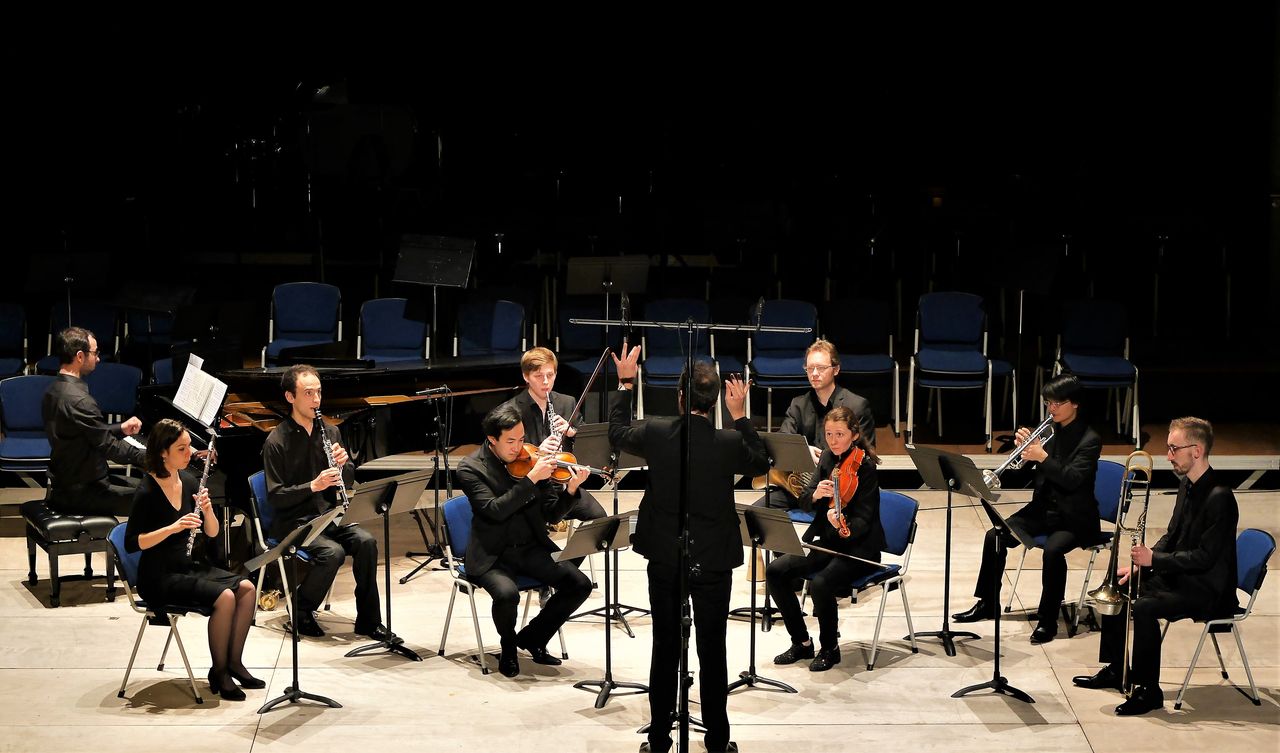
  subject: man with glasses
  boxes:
[754,339,875,511]
[1073,417,1239,716]
[43,326,146,516]
[953,373,1103,644]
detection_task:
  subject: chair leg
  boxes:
[557,624,568,660]
[906,359,916,444]
[438,586,458,657]
[252,564,266,626]
[158,626,175,671]
[467,589,488,675]
[520,590,532,628]
[26,533,36,585]
[1210,632,1227,679]
[166,615,203,704]
[83,551,93,578]
[868,584,890,671]
[1005,549,1029,613]
[1072,548,1101,636]
[1174,625,1212,710]
[1232,624,1261,705]
[1131,372,1141,448]
[119,616,149,698]
[766,387,773,433]
[891,362,901,437]
[899,582,918,654]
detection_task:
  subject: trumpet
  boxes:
[982,415,1056,490]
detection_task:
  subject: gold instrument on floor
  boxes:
[258,589,282,611]
[981,415,1055,490]
[1087,450,1154,617]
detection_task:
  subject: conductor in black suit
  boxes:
[456,403,594,678]
[1073,417,1239,716]
[952,374,1103,644]
[609,346,769,753]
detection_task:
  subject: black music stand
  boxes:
[727,504,803,695]
[401,387,455,583]
[393,234,474,360]
[953,494,1035,704]
[904,444,982,657]
[561,512,649,708]
[567,422,650,633]
[343,470,433,661]
[729,432,815,630]
[249,506,345,713]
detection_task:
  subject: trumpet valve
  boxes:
[982,469,1001,490]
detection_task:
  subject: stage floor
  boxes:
[0,487,1276,753]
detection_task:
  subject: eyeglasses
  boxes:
[1167,443,1198,454]
[805,364,834,374]
[81,349,101,358]
[1043,400,1068,409]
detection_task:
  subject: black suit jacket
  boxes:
[1010,419,1102,545]
[798,449,886,562]
[609,390,769,572]
[1150,466,1239,617]
[779,386,876,449]
[455,443,579,578]
[503,390,579,449]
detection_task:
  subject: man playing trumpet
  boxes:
[1073,417,1239,716]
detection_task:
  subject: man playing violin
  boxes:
[455,403,594,678]
[502,347,608,526]
[755,339,875,511]
[765,406,885,671]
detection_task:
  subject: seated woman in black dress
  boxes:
[124,418,262,701]
[765,405,886,672]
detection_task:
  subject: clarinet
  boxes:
[316,408,352,511]
[186,431,216,558]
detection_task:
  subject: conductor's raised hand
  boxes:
[612,344,641,381]
[723,373,750,420]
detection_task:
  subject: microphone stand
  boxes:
[402,388,452,583]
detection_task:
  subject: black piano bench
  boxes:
[21,499,118,608]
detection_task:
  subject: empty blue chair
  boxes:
[746,299,818,430]
[151,357,174,386]
[358,298,429,364]
[1057,299,1139,447]
[907,292,996,451]
[262,282,342,366]
[823,298,900,436]
[108,523,209,704]
[436,494,566,674]
[0,303,28,377]
[453,299,525,356]
[84,361,143,420]
[0,374,56,481]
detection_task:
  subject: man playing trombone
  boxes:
[953,374,1103,644]
[1073,417,1239,716]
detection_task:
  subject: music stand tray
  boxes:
[565,256,650,296]
[759,433,817,476]
[571,422,647,471]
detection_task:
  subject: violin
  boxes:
[828,446,864,539]
[505,443,615,484]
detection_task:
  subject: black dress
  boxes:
[124,471,243,608]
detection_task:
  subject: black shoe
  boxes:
[773,641,815,665]
[522,643,563,666]
[498,644,520,677]
[1030,624,1057,644]
[809,647,841,672]
[286,612,325,638]
[207,669,246,701]
[1072,664,1124,691]
[355,623,402,644]
[638,743,671,753]
[1115,685,1164,716]
[227,667,266,690]
[952,600,995,623]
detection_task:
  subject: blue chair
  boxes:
[358,297,429,364]
[453,299,526,356]
[1163,528,1274,711]
[0,303,28,377]
[262,282,342,366]
[36,302,120,374]
[247,471,329,626]
[0,374,56,483]
[1004,459,1126,636]
[84,361,143,420]
[907,292,998,452]
[638,298,713,421]
[1056,299,1139,447]
[746,299,818,431]
[125,309,175,349]
[555,298,609,379]
[436,495,567,674]
[108,523,209,704]
[151,357,174,386]
[823,297,900,437]
[798,490,922,670]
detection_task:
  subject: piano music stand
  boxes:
[343,470,433,662]
[727,504,803,695]
[249,506,345,714]
[393,234,474,360]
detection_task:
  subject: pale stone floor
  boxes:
[1,487,1277,753]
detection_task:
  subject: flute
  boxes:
[186,431,216,558]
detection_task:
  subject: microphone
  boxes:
[621,292,631,327]
[754,297,765,332]
[416,386,450,396]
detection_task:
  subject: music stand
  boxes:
[560,512,649,708]
[249,506,345,713]
[567,422,650,634]
[393,234,474,359]
[727,504,803,694]
[952,494,1035,704]
[400,388,456,583]
[730,432,815,629]
[565,256,648,417]
[904,444,982,657]
[342,470,433,661]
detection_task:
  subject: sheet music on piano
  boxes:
[172,354,227,428]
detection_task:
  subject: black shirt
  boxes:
[262,415,355,540]
[42,373,145,492]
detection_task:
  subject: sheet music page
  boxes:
[187,353,204,371]
[171,359,228,428]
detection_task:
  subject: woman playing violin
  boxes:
[765,405,886,672]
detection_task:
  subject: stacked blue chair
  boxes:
[1056,299,1139,447]
[358,297,429,365]
[823,297,900,436]
[745,299,818,430]
[36,302,120,374]
[0,374,55,482]
[0,303,28,377]
[907,292,996,451]
[638,298,713,421]
[262,282,342,366]
[454,299,525,356]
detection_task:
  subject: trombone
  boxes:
[1086,450,1154,694]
